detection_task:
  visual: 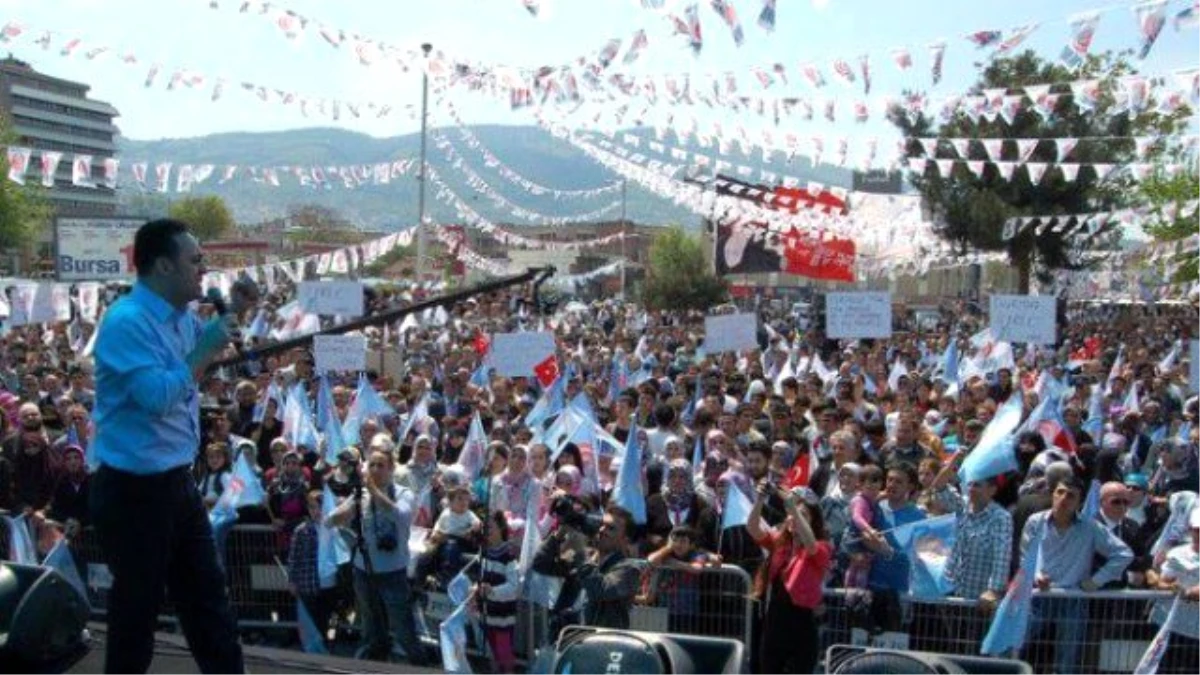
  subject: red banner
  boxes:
[780,229,856,282]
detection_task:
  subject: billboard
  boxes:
[715,221,856,282]
[55,217,143,281]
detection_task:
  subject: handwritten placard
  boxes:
[313,335,366,372]
[989,295,1057,345]
[489,332,557,378]
[298,281,363,317]
[1191,340,1199,394]
[826,292,893,339]
[704,312,759,354]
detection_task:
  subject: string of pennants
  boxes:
[1001,200,1200,241]
[0,21,411,122]
[427,129,624,225]
[912,134,1199,164]
[197,0,1197,118]
[436,98,623,198]
[423,164,629,247]
[2,146,419,192]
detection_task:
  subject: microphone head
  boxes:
[205,287,228,315]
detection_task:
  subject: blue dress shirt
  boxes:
[92,282,202,474]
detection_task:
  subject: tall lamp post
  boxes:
[415,42,432,280]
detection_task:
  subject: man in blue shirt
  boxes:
[861,461,926,634]
[88,219,244,674]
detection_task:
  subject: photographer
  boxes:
[325,448,428,665]
[533,496,641,632]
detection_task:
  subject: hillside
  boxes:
[117,125,852,230]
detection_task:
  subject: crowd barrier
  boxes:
[35,524,1200,674]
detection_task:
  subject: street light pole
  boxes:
[415,42,432,280]
[619,178,627,298]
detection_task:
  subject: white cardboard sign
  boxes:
[704,312,759,354]
[489,332,557,378]
[826,292,893,339]
[7,283,71,326]
[298,281,363,317]
[313,334,366,372]
[989,294,1057,345]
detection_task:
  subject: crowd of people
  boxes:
[1,269,1198,674]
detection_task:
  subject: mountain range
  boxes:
[116,125,853,231]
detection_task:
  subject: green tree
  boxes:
[285,203,363,244]
[0,115,53,251]
[1134,166,1199,284]
[168,195,235,241]
[641,226,727,311]
[890,51,1190,292]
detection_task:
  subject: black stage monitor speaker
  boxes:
[553,626,745,674]
[825,644,1033,674]
[0,563,90,671]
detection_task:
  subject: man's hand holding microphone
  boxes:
[186,285,249,380]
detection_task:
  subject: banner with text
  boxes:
[55,217,143,281]
[989,294,1057,345]
[826,291,893,339]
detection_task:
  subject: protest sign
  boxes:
[704,313,759,354]
[298,281,363,317]
[826,292,893,339]
[313,335,366,372]
[989,295,1056,345]
[489,332,557,378]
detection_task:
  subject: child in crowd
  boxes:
[417,486,482,587]
[843,464,886,595]
[472,511,520,674]
[643,525,722,633]
[917,457,963,516]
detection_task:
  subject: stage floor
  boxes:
[65,624,444,674]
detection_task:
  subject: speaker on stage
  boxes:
[825,644,1032,674]
[551,626,745,674]
[0,563,90,670]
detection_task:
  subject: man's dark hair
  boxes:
[653,403,676,428]
[133,219,190,277]
[605,505,636,541]
[1055,473,1086,496]
[746,439,772,460]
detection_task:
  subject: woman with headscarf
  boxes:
[645,459,713,551]
[494,445,538,541]
[1149,439,1200,496]
[397,434,440,528]
[697,468,764,577]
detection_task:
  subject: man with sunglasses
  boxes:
[1093,481,1152,588]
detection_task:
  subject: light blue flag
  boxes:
[459,411,489,481]
[518,490,543,582]
[612,422,647,524]
[447,567,473,605]
[692,434,705,475]
[903,514,957,599]
[397,392,431,446]
[296,597,329,654]
[1081,480,1102,520]
[607,357,629,403]
[721,481,753,530]
[229,452,266,509]
[468,363,492,389]
[315,374,337,432]
[440,602,473,675]
[960,394,1024,484]
[343,374,395,446]
[43,539,89,608]
[981,520,1044,656]
[542,408,582,460]
[1134,595,1180,674]
[322,415,348,466]
[568,391,597,423]
[1082,383,1105,440]
[940,339,959,384]
[682,374,703,426]
[209,499,239,532]
[525,375,566,431]
[317,487,349,588]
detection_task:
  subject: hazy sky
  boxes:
[0,0,1196,142]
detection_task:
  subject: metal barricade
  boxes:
[633,563,756,651]
[819,588,1199,675]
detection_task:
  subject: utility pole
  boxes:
[619,178,627,298]
[415,42,432,280]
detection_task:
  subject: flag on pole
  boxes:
[439,602,473,674]
[459,411,489,481]
[296,598,329,654]
[43,539,89,608]
[960,394,1024,483]
[1134,595,1181,674]
[981,520,1044,656]
[721,480,754,529]
[612,423,647,524]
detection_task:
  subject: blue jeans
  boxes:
[1029,595,1086,674]
[352,568,424,664]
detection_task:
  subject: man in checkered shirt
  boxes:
[941,475,1014,648]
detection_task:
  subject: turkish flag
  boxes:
[473,333,491,356]
[534,354,560,388]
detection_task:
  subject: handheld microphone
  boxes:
[205,287,228,316]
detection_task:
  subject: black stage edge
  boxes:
[64,623,445,674]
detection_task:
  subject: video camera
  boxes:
[550,494,603,538]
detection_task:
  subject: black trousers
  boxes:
[760,590,819,674]
[90,465,244,674]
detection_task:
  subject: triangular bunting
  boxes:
[1016,139,1040,163]
[1025,162,1048,185]
[1054,138,1079,162]
[994,161,1017,180]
